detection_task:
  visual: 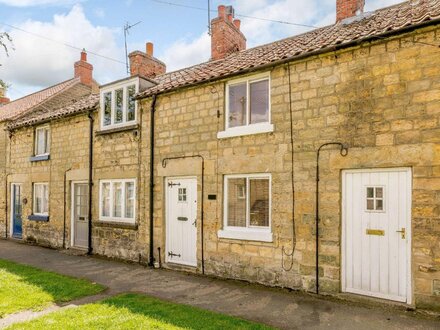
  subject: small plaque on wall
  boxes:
[208,194,217,200]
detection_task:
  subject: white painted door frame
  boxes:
[165,176,198,267]
[341,167,412,304]
[70,180,88,249]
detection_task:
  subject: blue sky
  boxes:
[0,0,403,100]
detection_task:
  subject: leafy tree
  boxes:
[0,32,12,58]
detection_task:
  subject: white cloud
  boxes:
[0,4,125,100]
[160,33,211,72]
[0,0,79,6]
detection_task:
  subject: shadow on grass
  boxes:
[100,293,274,330]
[0,259,104,317]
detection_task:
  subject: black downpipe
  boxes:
[63,168,72,249]
[149,95,157,267]
[162,155,205,274]
[315,142,348,295]
[87,112,94,255]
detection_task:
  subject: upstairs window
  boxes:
[101,81,138,129]
[35,126,50,156]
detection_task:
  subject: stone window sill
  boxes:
[218,229,273,242]
[95,124,139,136]
[28,215,49,222]
[95,221,138,230]
[30,154,50,162]
[217,123,274,139]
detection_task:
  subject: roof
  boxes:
[7,93,99,130]
[0,78,84,122]
[138,0,440,99]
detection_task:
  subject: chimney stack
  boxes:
[129,42,166,79]
[74,50,94,86]
[211,5,246,61]
[0,85,9,105]
[336,0,365,22]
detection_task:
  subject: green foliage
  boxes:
[8,293,274,330]
[0,259,105,317]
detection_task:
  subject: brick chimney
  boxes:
[0,86,9,105]
[336,0,365,22]
[74,50,93,86]
[128,42,166,79]
[211,5,246,61]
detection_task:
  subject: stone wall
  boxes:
[141,24,440,309]
[0,123,7,237]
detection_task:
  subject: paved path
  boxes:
[0,240,438,329]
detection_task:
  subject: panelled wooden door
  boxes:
[166,178,197,267]
[342,168,412,303]
[72,183,89,249]
[11,184,22,239]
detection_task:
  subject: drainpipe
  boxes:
[4,173,11,239]
[315,142,348,295]
[148,95,157,267]
[87,112,94,255]
[63,168,72,249]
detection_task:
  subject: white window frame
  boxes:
[218,73,273,139]
[100,79,139,130]
[34,125,50,156]
[365,185,386,213]
[99,179,136,224]
[218,173,273,242]
[33,183,49,216]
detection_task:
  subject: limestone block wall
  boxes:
[6,115,90,248]
[142,25,440,309]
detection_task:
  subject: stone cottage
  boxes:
[1,0,440,311]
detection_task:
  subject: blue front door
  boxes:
[12,184,22,238]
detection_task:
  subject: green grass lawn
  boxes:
[8,293,274,330]
[0,259,105,318]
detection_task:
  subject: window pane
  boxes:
[102,183,110,217]
[375,187,383,198]
[125,182,135,219]
[249,179,269,227]
[35,185,41,214]
[113,182,123,218]
[103,92,112,126]
[36,129,45,155]
[115,88,123,124]
[227,178,246,227]
[367,187,374,198]
[376,199,383,211]
[43,185,48,214]
[367,199,374,210]
[250,80,269,124]
[228,83,247,128]
[44,128,50,154]
[127,85,136,122]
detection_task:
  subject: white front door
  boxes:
[342,168,412,303]
[72,182,89,249]
[166,177,198,267]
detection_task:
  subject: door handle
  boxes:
[396,228,406,239]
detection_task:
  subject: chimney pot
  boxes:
[129,41,166,78]
[233,19,241,30]
[146,42,154,57]
[74,50,93,87]
[336,0,365,22]
[218,5,226,18]
[0,86,9,105]
[211,5,246,60]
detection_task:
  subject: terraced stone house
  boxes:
[1,0,439,311]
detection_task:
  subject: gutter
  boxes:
[148,95,157,266]
[87,112,94,255]
[137,18,440,100]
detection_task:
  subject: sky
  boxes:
[0,0,404,100]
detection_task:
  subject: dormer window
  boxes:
[100,80,138,129]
